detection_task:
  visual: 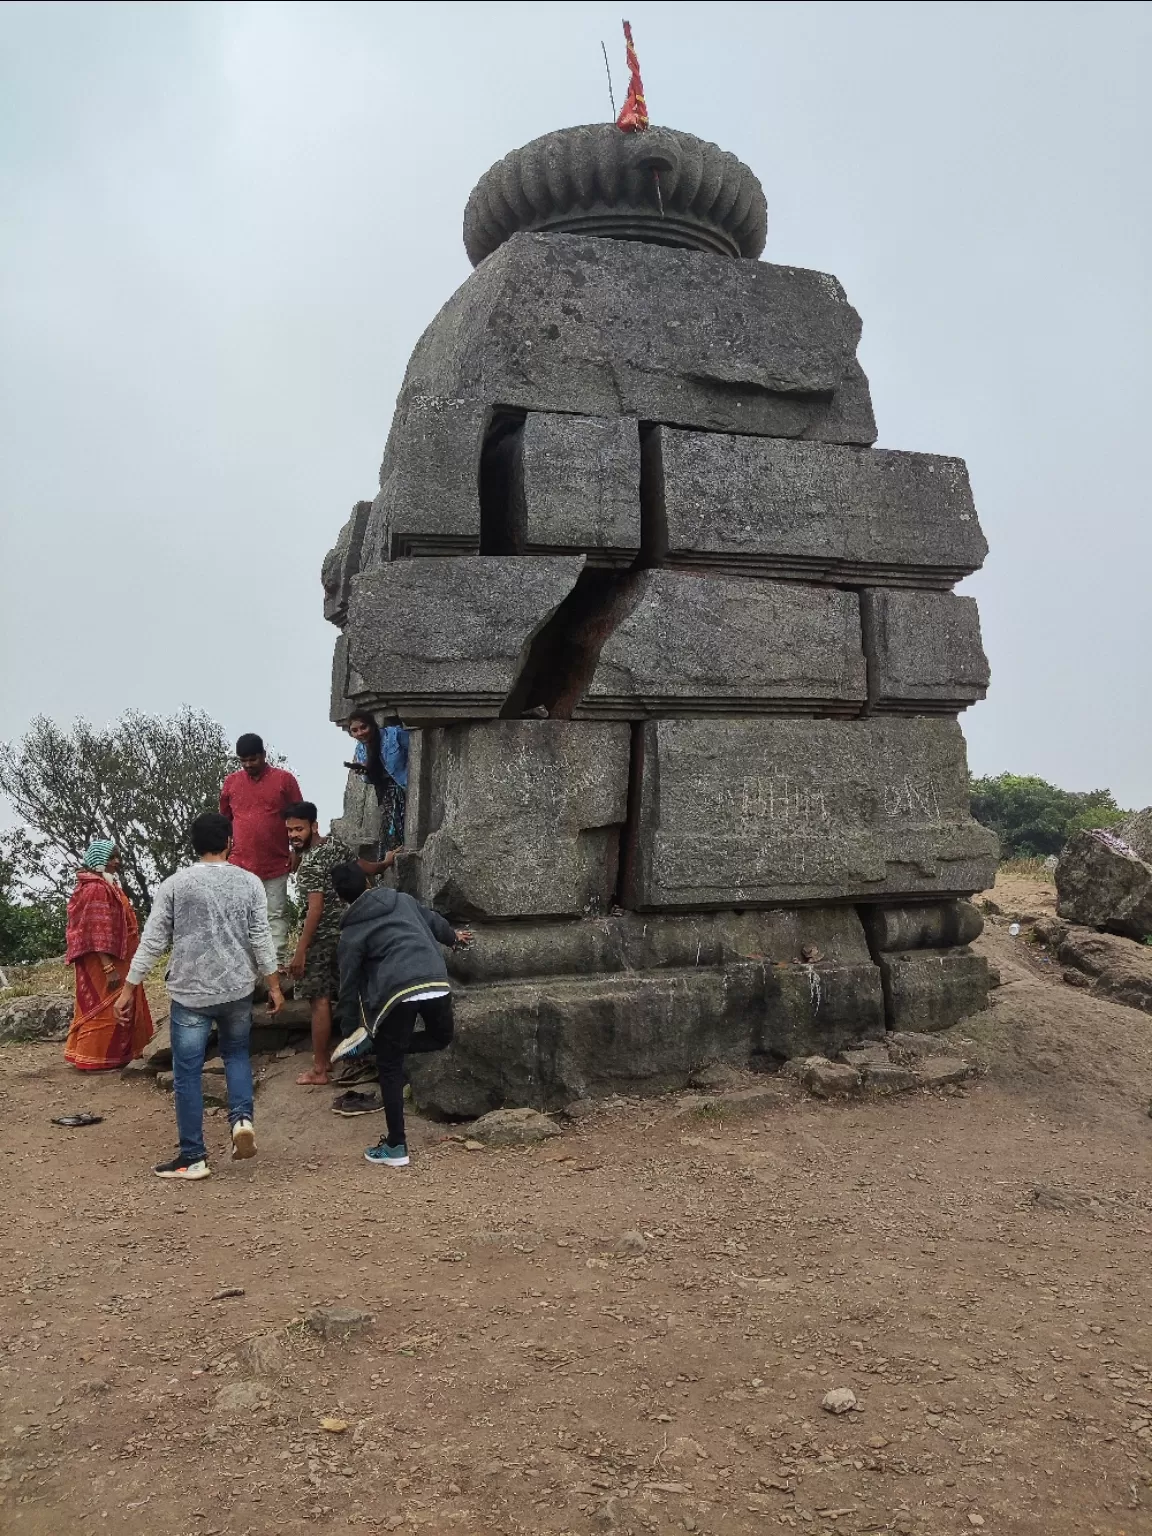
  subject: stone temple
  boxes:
[322,122,998,1119]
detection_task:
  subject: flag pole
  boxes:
[600,41,617,121]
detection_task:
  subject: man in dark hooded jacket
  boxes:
[329,863,471,1167]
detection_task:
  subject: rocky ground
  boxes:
[3,872,1152,1536]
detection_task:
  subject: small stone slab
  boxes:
[305,1305,374,1340]
[659,432,985,585]
[467,1107,561,1146]
[804,1061,862,1097]
[578,572,866,717]
[914,1056,971,1088]
[862,589,989,714]
[841,1045,890,1070]
[863,1062,918,1093]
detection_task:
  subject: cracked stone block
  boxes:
[321,500,373,626]
[879,950,992,1032]
[396,232,876,443]
[658,431,986,587]
[863,900,984,953]
[862,589,989,713]
[408,958,883,1117]
[343,555,585,719]
[624,717,999,910]
[516,412,641,565]
[400,721,630,919]
[577,571,866,717]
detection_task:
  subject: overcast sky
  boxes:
[2,0,1150,821]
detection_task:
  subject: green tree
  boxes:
[969,772,1127,859]
[0,829,67,965]
[0,709,256,914]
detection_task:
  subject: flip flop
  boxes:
[52,1113,104,1128]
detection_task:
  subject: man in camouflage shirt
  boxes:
[283,802,394,1086]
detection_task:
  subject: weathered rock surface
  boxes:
[305,1305,374,1340]
[446,906,876,984]
[1056,829,1152,940]
[395,234,876,444]
[367,396,489,562]
[863,900,984,952]
[516,413,640,564]
[913,1055,972,1088]
[214,1380,271,1415]
[1116,808,1152,863]
[578,573,867,717]
[0,995,72,1043]
[805,1061,862,1097]
[409,958,885,1117]
[1056,926,1152,1015]
[658,432,985,586]
[862,589,989,713]
[625,717,998,909]
[329,764,382,853]
[466,1107,561,1146]
[401,721,630,919]
[343,556,586,719]
[879,950,991,1033]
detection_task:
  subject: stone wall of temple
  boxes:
[322,125,998,1117]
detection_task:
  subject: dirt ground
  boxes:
[4,872,1152,1536]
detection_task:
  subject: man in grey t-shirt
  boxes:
[117,811,284,1181]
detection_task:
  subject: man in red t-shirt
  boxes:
[219,733,303,971]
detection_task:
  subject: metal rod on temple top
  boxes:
[601,41,617,121]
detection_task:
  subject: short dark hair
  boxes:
[330,861,368,904]
[282,801,318,824]
[191,811,232,856]
[236,733,264,757]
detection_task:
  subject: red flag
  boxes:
[615,20,648,132]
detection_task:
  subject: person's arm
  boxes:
[334,927,366,1035]
[114,883,174,1022]
[247,881,283,1013]
[356,849,397,878]
[415,901,470,950]
[288,891,325,978]
[219,779,231,818]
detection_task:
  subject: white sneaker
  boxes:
[231,1119,257,1160]
[331,1026,369,1064]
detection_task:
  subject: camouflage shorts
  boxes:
[297,939,340,1001]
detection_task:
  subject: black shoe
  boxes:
[331,1090,384,1118]
[153,1154,211,1181]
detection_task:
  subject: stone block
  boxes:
[804,1061,862,1097]
[625,717,999,910]
[408,955,885,1117]
[364,396,489,562]
[1057,927,1152,1015]
[864,1062,918,1093]
[879,949,991,1033]
[657,431,986,586]
[446,905,876,985]
[343,556,585,719]
[321,500,373,626]
[516,413,641,565]
[862,589,989,713]
[403,720,631,919]
[863,900,984,953]
[576,572,866,717]
[914,1056,972,1088]
[1055,829,1152,941]
[329,767,382,854]
[398,233,876,444]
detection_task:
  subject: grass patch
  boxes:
[999,857,1056,884]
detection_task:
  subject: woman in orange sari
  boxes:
[64,840,154,1071]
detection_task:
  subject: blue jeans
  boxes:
[170,996,254,1162]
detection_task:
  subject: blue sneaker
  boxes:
[331,1026,370,1064]
[364,1138,409,1169]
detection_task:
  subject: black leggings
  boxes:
[373,994,454,1147]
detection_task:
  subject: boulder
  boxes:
[860,589,989,714]
[329,765,382,853]
[1055,829,1152,940]
[577,573,867,717]
[1057,926,1152,1015]
[624,716,998,910]
[658,431,985,585]
[394,232,876,444]
[914,1056,971,1088]
[343,555,586,719]
[516,412,641,564]
[466,1107,561,1146]
[0,994,72,1043]
[1117,808,1152,863]
[804,1061,862,1097]
[305,1305,374,1340]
